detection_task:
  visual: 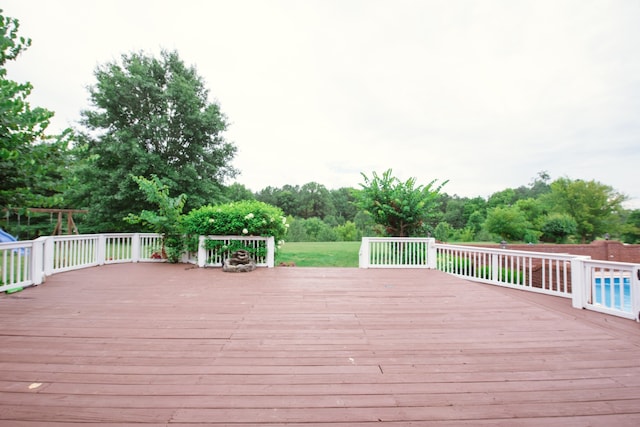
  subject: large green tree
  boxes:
[357,169,446,237]
[70,50,237,231]
[330,187,359,223]
[297,182,335,219]
[484,205,532,242]
[0,10,70,211]
[256,185,301,217]
[543,177,626,243]
[620,210,640,244]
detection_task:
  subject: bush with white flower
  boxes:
[182,200,289,256]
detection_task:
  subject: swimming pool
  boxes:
[593,277,632,313]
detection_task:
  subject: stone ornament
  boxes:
[222,249,257,272]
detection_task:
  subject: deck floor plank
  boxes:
[1,264,639,425]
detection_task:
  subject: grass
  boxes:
[276,241,361,267]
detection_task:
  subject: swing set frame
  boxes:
[3,208,89,236]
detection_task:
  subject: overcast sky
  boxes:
[4,0,640,207]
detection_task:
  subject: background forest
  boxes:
[2,10,639,245]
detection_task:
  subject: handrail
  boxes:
[573,258,640,321]
[0,233,276,292]
[0,240,35,292]
[358,237,639,322]
[359,237,436,269]
[435,243,579,298]
[3,235,638,322]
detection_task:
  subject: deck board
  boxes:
[1,263,639,425]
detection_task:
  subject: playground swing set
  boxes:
[1,208,89,241]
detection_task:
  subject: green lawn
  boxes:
[276,241,361,267]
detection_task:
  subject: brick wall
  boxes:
[472,240,640,264]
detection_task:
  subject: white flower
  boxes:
[242,228,248,234]
[209,218,215,223]
[285,223,290,228]
[245,213,254,220]
[281,217,287,224]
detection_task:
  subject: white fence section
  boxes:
[359,237,436,269]
[0,233,276,293]
[102,233,166,264]
[45,233,167,275]
[197,235,275,268]
[48,234,100,274]
[4,234,639,322]
[572,259,640,321]
[435,244,580,299]
[0,239,41,293]
[358,237,639,322]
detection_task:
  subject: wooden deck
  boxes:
[1,263,639,426]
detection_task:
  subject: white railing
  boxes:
[571,259,640,321]
[0,239,42,293]
[102,233,166,264]
[359,237,436,269]
[358,237,639,322]
[44,233,167,275]
[197,235,275,268]
[0,233,276,292]
[48,234,100,274]
[435,244,580,299]
[4,234,639,321]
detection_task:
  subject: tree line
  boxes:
[244,170,637,244]
[2,10,638,244]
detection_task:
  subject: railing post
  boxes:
[197,235,206,268]
[491,253,499,282]
[266,236,275,268]
[131,233,141,263]
[97,234,106,265]
[359,238,370,268]
[31,237,48,285]
[633,266,640,322]
[571,257,587,310]
[43,236,54,277]
[427,238,436,269]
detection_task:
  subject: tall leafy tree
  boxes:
[255,184,302,217]
[440,194,467,229]
[540,213,577,243]
[357,169,447,237]
[277,185,302,217]
[484,205,532,242]
[223,183,255,202]
[297,182,335,219]
[487,188,518,209]
[544,177,626,243]
[71,50,237,230]
[0,10,70,210]
[330,187,358,222]
[620,210,640,244]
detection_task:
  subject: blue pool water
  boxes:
[593,277,632,313]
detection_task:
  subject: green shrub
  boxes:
[434,221,453,241]
[182,200,288,243]
[475,266,524,284]
[438,254,471,274]
[123,175,187,263]
[334,221,359,241]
